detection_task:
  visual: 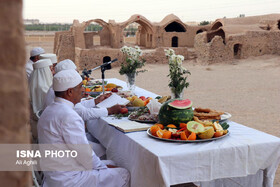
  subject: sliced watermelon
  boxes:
[168,99,192,109]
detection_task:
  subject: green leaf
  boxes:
[220,122,230,130]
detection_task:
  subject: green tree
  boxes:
[199,21,210,26]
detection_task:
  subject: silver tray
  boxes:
[147,129,230,143]
[127,107,141,111]
[220,112,232,122]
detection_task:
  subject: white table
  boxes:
[87,78,280,187]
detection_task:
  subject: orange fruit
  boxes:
[188,132,197,141]
[150,125,160,136]
[184,129,190,138]
[179,123,187,128]
[214,130,224,138]
[162,131,172,139]
[156,129,165,138]
[155,123,164,130]
[144,99,150,106]
[166,124,177,128]
[180,131,187,140]
[85,88,91,92]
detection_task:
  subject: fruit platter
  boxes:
[147,98,230,142]
[128,107,158,123]
[147,121,229,143]
[86,80,107,86]
[83,83,123,97]
[125,96,152,109]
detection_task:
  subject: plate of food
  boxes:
[146,121,230,143]
[86,80,107,86]
[147,128,230,143]
[128,107,158,123]
[193,107,231,122]
[220,112,232,122]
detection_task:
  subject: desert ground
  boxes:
[25,35,280,186]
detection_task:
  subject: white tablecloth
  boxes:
[87,78,280,187]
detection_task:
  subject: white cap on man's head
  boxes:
[55,59,77,73]
[53,69,82,92]
[30,47,45,57]
[40,53,57,64]
[33,59,52,69]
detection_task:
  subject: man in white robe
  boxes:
[29,59,53,115]
[26,47,45,81]
[42,59,125,157]
[29,59,53,141]
[44,59,124,120]
[40,53,58,75]
[44,59,77,108]
[38,69,130,187]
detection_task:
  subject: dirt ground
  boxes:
[25,39,280,186]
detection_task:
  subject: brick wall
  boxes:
[0,0,31,186]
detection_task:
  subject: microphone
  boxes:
[101,58,118,67]
[90,58,118,72]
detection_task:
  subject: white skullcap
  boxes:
[30,47,45,57]
[40,53,57,64]
[33,59,52,69]
[53,69,82,92]
[55,59,77,73]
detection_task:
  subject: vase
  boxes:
[125,73,136,94]
[170,87,184,99]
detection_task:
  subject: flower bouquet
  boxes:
[120,46,146,93]
[164,48,191,99]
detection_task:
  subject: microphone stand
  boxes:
[90,58,118,95]
[101,66,106,94]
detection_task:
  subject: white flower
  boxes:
[177,55,184,62]
[164,48,175,57]
[170,54,176,63]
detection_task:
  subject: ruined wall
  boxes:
[194,32,232,64]
[186,25,210,47]
[267,31,280,55]
[84,32,95,48]
[143,47,189,64]
[55,15,280,65]
[162,32,189,47]
[0,0,30,186]
[74,47,189,70]
[99,27,111,46]
[54,15,210,64]
[75,48,123,70]
[83,29,111,48]
[161,28,209,48]
[195,30,280,64]
[54,31,75,62]
[230,31,280,57]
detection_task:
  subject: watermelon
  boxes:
[168,99,192,109]
[158,99,193,127]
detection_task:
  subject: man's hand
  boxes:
[95,93,112,105]
[107,104,126,115]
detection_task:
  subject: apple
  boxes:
[111,88,118,93]
[120,108,128,114]
[139,96,146,101]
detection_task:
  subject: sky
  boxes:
[23,0,280,24]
